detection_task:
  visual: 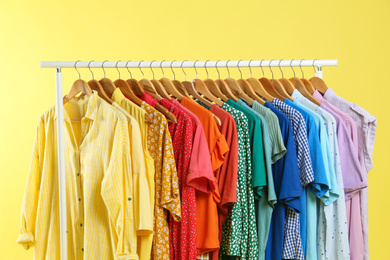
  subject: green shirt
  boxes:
[220,102,258,260]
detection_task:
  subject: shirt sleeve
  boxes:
[101,118,146,259]
[17,117,44,250]
[306,119,329,199]
[251,118,267,199]
[210,133,230,172]
[278,124,302,213]
[128,121,153,235]
[338,126,367,199]
[186,123,216,194]
[160,126,181,221]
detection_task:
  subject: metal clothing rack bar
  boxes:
[40,59,337,260]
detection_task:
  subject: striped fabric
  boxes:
[17,92,144,260]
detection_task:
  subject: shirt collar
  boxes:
[313,90,325,102]
[291,89,304,100]
[112,88,125,105]
[322,87,336,100]
[58,91,100,122]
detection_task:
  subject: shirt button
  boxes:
[77,173,80,176]
[78,198,81,201]
[80,223,83,227]
[82,248,84,252]
[128,197,132,201]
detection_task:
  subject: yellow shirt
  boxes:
[17,92,137,260]
[141,102,181,260]
[112,89,155,260]
[112,102,153,236]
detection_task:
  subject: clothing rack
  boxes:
[39,59,338,260]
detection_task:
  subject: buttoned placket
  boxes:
[64,111,93,258]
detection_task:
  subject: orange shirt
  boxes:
[180,97,229,254]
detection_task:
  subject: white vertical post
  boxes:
[55,67,68,260]
[315,66,323,79]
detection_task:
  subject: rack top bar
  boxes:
[40,59,337,68]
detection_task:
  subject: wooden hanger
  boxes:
[215,79,239,102]
[193,78,223,107]
[63,78,93,104]
[64,61,93,104]
[290,60,321,105]
[290,77,321,105]
[271,61,294,101]
[98,61,117,97]
[86,61,113,104]
[182,80,221,126]
[152,79,172,100]
[310,77,329,94]
[159,61,185,100]
[246,78,274,102]
[123,61,176,123]
[204,79,228,102]
[260,77,285,101]
[238,79,265,105]
[259,60,286,101]
[278,78,296,95]
[223,61,254,105]
[193,61,224,107]
[301,78,316,95]
[309,59,329,94]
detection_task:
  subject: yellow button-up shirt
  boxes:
[18,92,138,260]
[112,89,155,260]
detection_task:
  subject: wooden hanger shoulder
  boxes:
[301,78,316,95]
[160,78,184,100]
[151,79,171,100]
[99,78,117,97]
[259,77,285,101]
[278,78,296,95]
[88,79,113,104]
[290,77,321,105]
[215,79,238,102]
[246,77,274,102]
[309,77,329,94]
[193,79,223,107]
[204,79,228,102]
[173,80,191,98]
[240,79,265,105]
[271,79,294,101]
[64,79,93,104]
[140,78,163,101]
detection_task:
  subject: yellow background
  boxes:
[1,0,389,259]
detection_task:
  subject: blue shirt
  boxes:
[271,98,314,260]
[285,99,329,257]
[264,101,302,260]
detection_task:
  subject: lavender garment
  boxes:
[314,91,366,260]
[323,88,377,260]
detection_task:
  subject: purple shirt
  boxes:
[323,88,377,260]
[314,91,366,260]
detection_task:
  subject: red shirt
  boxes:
[158,98,197,260]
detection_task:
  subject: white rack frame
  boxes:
[40,59,337,260]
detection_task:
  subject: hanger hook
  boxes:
[268,59,274,79]
[150,60,156,80]
[88,60,94,80]
[125,60,133,79]
[181,60,187,81]
[312,59,318,73]
[115,60,121,79]
[278,59,284,78]
[170,60,176,80]
[75,60,81,79]
[204,60,210,79]
[260,59,265,77]
[138,60,144,78]
[248,59,253,78]
[216,60,221,79]
[226,60,231,78]
[194,60,199,79]
[101,60,109,78]
[237,60,243,79]
[299,59,304,78]
[160,60,165,78]
[290,59,296,77]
